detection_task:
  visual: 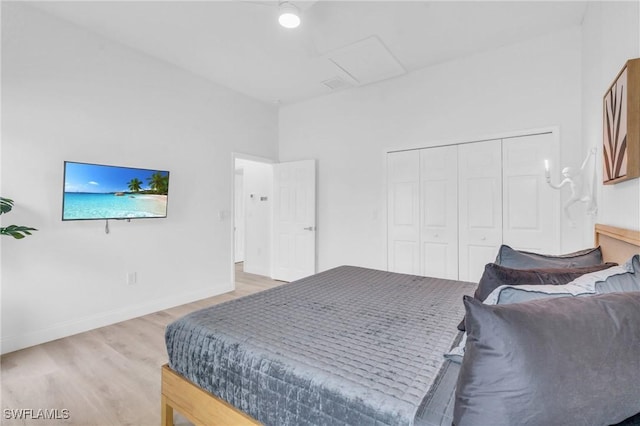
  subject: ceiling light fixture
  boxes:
[278,2,301,29]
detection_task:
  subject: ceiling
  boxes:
[30,1,588,105]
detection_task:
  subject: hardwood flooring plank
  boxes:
[1,264,283,426]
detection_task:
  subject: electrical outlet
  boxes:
[126,272,137,285]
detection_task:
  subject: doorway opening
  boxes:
[233,155,274,285]
[231,154,318,287]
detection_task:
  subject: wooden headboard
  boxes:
[595,224,640,264]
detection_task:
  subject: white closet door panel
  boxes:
[459,140,502,282]
[423,182,447,226]
[388,151,420,274]
[503,133,560,253]
[467,177,499,227]
[422,242,449,278]
[392,240,420,274]
[393,182,417,226]
[466,244,500,280]
[420,145,458,279]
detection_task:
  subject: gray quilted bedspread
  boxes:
[165,266,473,426]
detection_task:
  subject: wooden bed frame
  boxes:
[161,364,260,426]
[595,223,640,263]
[161,224,640,426]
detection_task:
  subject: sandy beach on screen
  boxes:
[132,194,168,216]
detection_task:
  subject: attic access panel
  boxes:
[327,36,406,87]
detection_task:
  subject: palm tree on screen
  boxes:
[127,178,143,193]
[147,172,168,195]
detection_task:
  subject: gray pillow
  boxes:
[456,262,616,331]
[594,254,640,293]
[496,255,640,304]
[454,293,640,426]
[494,284,586,304]
[495,245,603,269]
[472,262,616,302]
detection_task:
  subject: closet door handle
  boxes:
[480,236,487,241]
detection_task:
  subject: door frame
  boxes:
[230,152,276,288]
[234,169,245,263]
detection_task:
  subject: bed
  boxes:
[162,224,640,426]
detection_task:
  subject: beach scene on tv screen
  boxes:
[63,162,169,220]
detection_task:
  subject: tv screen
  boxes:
[62,161,170,220]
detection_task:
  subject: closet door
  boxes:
[420,145,458,280]
[502,133,560,253]
[388,151,420,274]
[458,139,502,282]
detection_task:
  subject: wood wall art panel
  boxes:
[603,58,640,184]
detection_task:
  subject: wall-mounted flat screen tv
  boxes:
[62,161,170,220]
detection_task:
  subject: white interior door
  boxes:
[273,160,316,282]
[420,145,459,279]
[502,133,560,253]
[387,150,420,274]
[458,139,503,282]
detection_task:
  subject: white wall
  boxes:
[234,170,245,262]
[582,1,640,236]
[236,159,273,277]
[0,3,278,354]
[279,27,584,273]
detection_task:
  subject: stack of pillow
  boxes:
[452,245,640,426]
[457,245,617,331]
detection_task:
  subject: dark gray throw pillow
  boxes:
[453,293,640,426]
[495,245,603,269]
[473,262,617,302]
[456,262,617,331]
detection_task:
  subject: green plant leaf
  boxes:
[0,197,14,215]
[0,225,38,239]
[0,197,37,239]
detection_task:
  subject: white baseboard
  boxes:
[0,283,234,355]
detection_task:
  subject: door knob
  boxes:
[304,226,315,231]
[480,236,487,241]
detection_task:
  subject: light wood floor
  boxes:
[1,264,284,426]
